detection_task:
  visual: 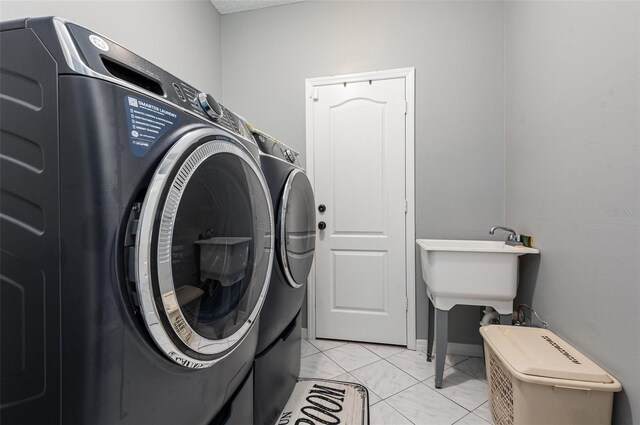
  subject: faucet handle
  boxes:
[507,233,522,245]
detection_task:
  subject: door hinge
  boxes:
[404,101,408,114]
[405,297,409,311]
[404,199,408,213]
[312,87,319,101]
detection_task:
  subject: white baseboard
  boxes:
[301,327,308,340]
[415,339,484,358]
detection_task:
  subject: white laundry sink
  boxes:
[416,239,539,314]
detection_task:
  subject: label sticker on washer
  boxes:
[125,96,179,157]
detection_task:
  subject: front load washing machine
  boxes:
[250,129,316,425]
[0,17,273,424]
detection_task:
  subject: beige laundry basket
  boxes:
[480,326,621,425]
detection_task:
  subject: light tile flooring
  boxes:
[301,338,493,425]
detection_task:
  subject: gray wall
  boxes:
[505,2,640,423]
[221,1,506,343]
[0,0,223,97]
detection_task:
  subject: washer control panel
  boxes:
[65,22,251,141]
[197,92,223,121]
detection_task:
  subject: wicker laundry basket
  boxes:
[480,326,621,425]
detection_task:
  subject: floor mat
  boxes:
[277,379,369,425]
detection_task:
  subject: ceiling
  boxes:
[210,0,304,14]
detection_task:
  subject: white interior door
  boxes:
[312,77,407,345]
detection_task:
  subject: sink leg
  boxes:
[500,313,513,325]
[435,308,448,389]
[427,299,435,362]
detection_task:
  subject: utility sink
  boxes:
[416,238,540,389]
[417,239,539,314]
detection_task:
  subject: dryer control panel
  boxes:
[64,22,252,141]
[251,130,301,167]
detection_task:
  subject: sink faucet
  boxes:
[490,226,523,246]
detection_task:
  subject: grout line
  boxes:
[453,413,481,425]
[348,359,415,402]
[420,369,489,414]
[377,399,417,425]
[327,341,382,357]
[322,343,384,373]
[300,351,347,380]
[301,340,320,358]
[465,412,492,425]
[359,342,407,359]
[384,379,476,425]
[358,342,388,358]
[349,357,387,376]
[452,413,468,425]
[372,359,421,400]
[450,358,488,382]
[307,338,349,352]
[444,354,473,367]
[386,350,453,381]
[322,353,347,377]
[340,372,385,404]
[422,383,475,415]
[472,402,493,424]
[383,381,431,425]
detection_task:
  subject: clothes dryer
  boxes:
[250,129,316,425]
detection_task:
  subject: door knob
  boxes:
[318,204,326,213]
[318,221,326,230]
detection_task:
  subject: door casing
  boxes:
[305,67,416,350]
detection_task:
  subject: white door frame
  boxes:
[304,67,416,350]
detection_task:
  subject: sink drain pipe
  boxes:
[480,307,500,326]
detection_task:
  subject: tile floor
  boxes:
[301,338,493,425]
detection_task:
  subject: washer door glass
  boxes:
[169,152,267,340]
[136,130,273,368]
[279,169,316,288]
